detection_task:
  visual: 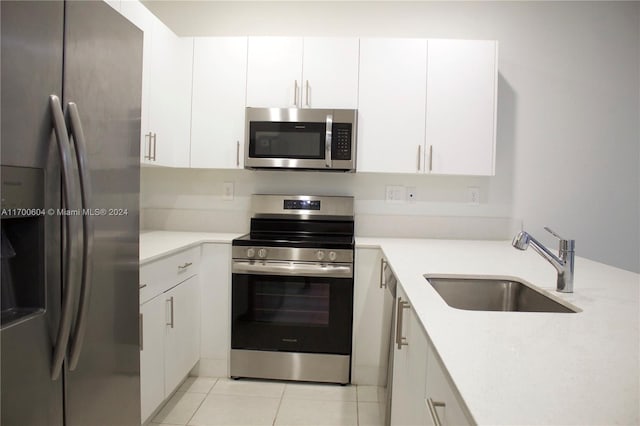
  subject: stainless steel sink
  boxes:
[424,275,579,313]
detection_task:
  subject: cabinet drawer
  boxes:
[140,246,201,303]
[425,343,473,426]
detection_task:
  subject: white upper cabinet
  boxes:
[246,37,303,108]
[357,38,428,174]
[118,1,153,164]
[191,37,248,169]
[301,37,359,109]
[246,37,359,109]
[426,39,498,176]
[147,22,193,167]
[357,38,498,176]
[119,2,193,167]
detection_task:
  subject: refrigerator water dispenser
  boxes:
[1,166,45,328]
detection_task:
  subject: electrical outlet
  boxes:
[385,185,406,203]
[406,187,417,203]
[468,187,480,205]
[223,182,234,201]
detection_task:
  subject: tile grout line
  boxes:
[271,383,287,426]
[355,385,360,426]
[183,377,219,426]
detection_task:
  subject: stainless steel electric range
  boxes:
[231,195,355,384]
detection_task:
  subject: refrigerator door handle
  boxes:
[66,102,94,371]
[49,95,78,381]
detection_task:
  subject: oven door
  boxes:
[231,260,354,355]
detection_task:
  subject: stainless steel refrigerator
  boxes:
[1,1,142,425]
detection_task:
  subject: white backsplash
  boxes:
[141,167,518,240]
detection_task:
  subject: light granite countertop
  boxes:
[357,237,639,425]
[140,231,639,424]
[139,230,241,264]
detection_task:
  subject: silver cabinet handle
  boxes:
[305,80,310,107]
[417,145,422,171]
[152,132,157,161]
[178,262,193,270]
[396,297,410,349]
[139,313,144,351]
[139,284,147,290]
[144,132,152,160]
[428,144,433,172]
[166,296,174,328]
[426,398,445,426]
[236,140,240,167]
[66,102,94,372]
[49,94,77,381]
[293,80,299,106]
[380,258,387,289]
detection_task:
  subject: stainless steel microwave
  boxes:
[244,107,357,172]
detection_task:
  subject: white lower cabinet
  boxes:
[352,248,393,385]
[391,282,474,426]
[195,244,231,377]
[424,343,472,426]
[139,247,201,423]
[140,293,165,423]
[163,276,201,396]
[391,285,429,426]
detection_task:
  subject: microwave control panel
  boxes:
[332,123,352,160]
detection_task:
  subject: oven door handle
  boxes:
[233,260,352,278]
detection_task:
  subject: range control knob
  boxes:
[328,251,337,261]
[258,248,267,258]
[246,248,255,258]
[316,250,325,261]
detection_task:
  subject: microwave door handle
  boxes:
[325,114,333,168]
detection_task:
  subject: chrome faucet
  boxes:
[512,227,575,293]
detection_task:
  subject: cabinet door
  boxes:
[425,343,473,426]
[191,37,248,169]
[391,286,429,426]
[352,248,390,385]
[140,295,165,423]
[118,0,153,164]
[246,37,303,108]
[301,37,359,109]
[426,39,497,176]
[164,275,201,395]
[357,38,428,173]
[198,244,231,377]
[147,20,193,167]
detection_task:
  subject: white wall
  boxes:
[141,1,640,272]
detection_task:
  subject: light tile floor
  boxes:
[150,377,385,426]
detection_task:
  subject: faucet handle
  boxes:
[544,227,575,251]
[544,227,565,240]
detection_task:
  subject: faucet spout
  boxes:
[512,229,575,293]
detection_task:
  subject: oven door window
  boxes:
[232,273,353,355]
[249,122,325,159]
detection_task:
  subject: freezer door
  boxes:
[1,1,65,426]
[62,2,142,425]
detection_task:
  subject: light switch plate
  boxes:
[468,187,480,205]
[385,185,406,203]
[223,182,234,201]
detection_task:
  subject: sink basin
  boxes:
[424,275,579,313]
